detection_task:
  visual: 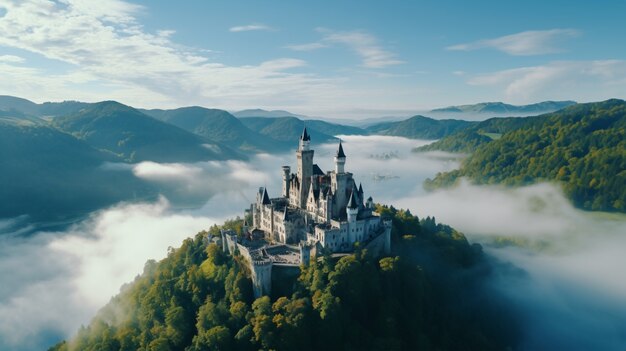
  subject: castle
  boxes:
[222,128,391,297]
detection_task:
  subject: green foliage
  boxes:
[425,100,626,212]
[0,121,156,221]
[51,212,519,351]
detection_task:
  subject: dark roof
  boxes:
[262,188,271,205]
[300,127,310,141]
[347,191,359,209]
[313,164,324,176]
[336,141,346,158]
[367,196,373,201]
[358,182,363,194]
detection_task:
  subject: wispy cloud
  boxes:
[287,29,403,68]
[465,60,626,103]
[0,55,24,63]
[229,24,272,32]
[0,1,335,109]
[285,42,328,51]
[447,29,580,56]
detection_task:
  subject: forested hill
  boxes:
[366,115,474,139]
[424,99,626,212]
[49,209,520,351]
[415,115,546,153]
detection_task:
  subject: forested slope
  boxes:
[425,100,626,212]
[50,209,519,350]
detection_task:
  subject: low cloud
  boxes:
[447,29,580,56]
[0,199,215,351]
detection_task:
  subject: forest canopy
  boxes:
[50,208,519,351]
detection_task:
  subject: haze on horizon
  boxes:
[0,0,625,118]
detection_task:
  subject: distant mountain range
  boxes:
[52,102,241,163]
[430,101,576,116]
[232,108,306,119]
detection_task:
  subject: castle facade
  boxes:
[250,128,390,254]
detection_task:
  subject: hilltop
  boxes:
[49,208,520,350]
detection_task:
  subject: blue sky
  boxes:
[0,0,625,118]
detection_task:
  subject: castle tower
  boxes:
[335,141,346,174]
[282,166,290,198]
[296,128,314,208]
[251,258,272,298]
[366,196,374,209]
[347,191,358,223]
[299,241,311,266]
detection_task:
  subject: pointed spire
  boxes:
[300,127,310,141]
[336,141,346,158]
[262,188,271,205]
[358,182,363,194]
[348,191,358,209]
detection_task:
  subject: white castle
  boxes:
[222,128,391,298]
[250,128,390,253]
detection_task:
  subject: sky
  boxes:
[0,0,626,118]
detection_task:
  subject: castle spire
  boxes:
[334,140,346,173]
[336,140,346,158]
[347,191,358,209]
[358,182,363,194]
[262,188,271,205]
[300,127,310,141]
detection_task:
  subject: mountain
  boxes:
[0,95,91,117]
[425,99,626,212]
[366,115,475,139]
[50,210,519,351]
[0,108,46,126]
[239,116,338,144]
[415,115,546,153]
[300,119,366,136]
[431,101,576,116]
[233,108,306,118]
[0,121,155,221]
[140,107,287,152]
[52,101,242,163]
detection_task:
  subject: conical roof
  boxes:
[347,191,358,209]
[336,141,346,158]
[300,127,310,141]
[262,188,271,205]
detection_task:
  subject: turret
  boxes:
[347,191,358,223]
[335,141,346,173]
[366,196,374,209]
[296,127,314,208]
[299,127,310,151]
[282,166,290,198]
